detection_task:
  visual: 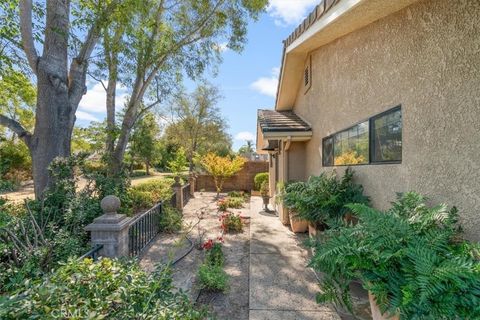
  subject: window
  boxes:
[371,107,402,162]
[322,106,402,166]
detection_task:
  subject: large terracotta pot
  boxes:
[368,292,400,320]
[289,210,308,233]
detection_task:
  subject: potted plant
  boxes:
[260,180,271,211]
[309,192,480,320]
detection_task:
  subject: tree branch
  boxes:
[0,114,32,147]
[19,0,39,74]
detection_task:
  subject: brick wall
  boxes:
[195,161,269,192]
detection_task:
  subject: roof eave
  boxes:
[275,0,421,111]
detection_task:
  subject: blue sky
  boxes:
[76,1,318,151]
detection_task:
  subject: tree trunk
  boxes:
[30,0,73,198]
[105,74,117,155]
[145,161,150,175]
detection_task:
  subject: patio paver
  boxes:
[248,196,340,320]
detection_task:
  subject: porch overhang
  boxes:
[256,109,312,153]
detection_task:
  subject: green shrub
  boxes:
[1,156,102,294]
[129,188,155,211]
[128,179,174,212]
[227,191,243,198]
[226,196,244,208]
[254,172,268,190]
[205,243,225,267]
[159,206,182,233]
[0,258,207,319]
[310,192,480,319]
[197,263,229,292]
[282,169,369,227]
[0,180,15,193]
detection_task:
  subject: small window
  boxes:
[371,107,402,163]
[322,106,402,167]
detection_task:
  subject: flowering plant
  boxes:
[201,236,224,250]
[217,199,228,212]
[219,212,244,233]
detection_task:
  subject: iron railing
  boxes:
[182,183,191,206]
[128,202,162,257]
[79,244,104,261]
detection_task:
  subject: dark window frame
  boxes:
[322,105,402,167]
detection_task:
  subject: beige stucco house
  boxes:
[256,0,480,241]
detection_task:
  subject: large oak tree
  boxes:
[0,0,117,198]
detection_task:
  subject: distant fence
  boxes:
[195,160,268,192]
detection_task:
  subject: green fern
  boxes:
[310,192,480,319]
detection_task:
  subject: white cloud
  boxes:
[267,0,318,26]
[214,42,229,53]
[250,67,280,98]
[235,131,255,141]
[79,82,128,113]
[76,110,100,122]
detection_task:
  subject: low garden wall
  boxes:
[195,160,268,192]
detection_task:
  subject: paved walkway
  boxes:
[248,197,340,320]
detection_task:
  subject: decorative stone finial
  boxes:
[101,195,121,215]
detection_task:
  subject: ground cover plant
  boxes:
[198,239,228,292]
[310,192,480,319]
[0,258,207,319]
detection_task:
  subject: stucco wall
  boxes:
[292,0,480,241]
[288,142,306,182]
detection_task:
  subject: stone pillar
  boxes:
[85,195,131,258]
[173,177,183,210]
[189,174,196,197]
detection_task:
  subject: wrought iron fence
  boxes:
[182,183,191,206]
[79,244,104,261]
[128,202,162,257]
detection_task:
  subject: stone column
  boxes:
[173,177,183,210]
[85,195,131,258]
[189,174,196,197]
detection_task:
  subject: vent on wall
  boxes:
[304,55,312,93]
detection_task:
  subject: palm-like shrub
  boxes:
[282,169,369,227]
[310,192,480,319]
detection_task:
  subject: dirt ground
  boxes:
[139,192,251,320]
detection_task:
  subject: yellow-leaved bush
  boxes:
[200,153,245,195]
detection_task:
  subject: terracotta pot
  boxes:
[368,292,400,320]
[289,211,308,233]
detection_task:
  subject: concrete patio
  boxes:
[248,196,340,320]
